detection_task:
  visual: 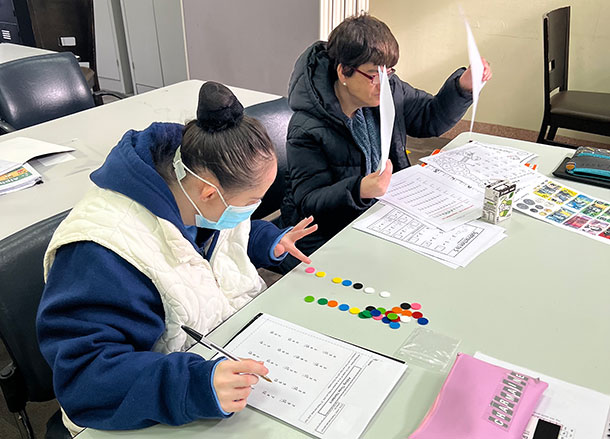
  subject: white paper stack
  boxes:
[0,137,76,196]
[0,163,42,195]
[353,202,505,269]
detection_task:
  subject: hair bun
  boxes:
[196,81,244,133]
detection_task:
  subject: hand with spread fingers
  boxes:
[274,216,318,264]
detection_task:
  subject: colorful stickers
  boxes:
[514,178,610,245]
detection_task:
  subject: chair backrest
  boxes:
[27,0,96,72]
[543,6,570,103]
[0,52,94,130]
[0,210,69,403]
[245,97,293,219]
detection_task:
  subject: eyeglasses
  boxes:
[354,67,395,85]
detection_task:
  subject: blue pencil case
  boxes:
[553,147,610,189]
[566,147,610,180]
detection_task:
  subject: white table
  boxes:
[0,43,56,63]
[76,133,610,438]
[0,80,280,240]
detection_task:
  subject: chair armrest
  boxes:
[92,90,129,106]
[0,120,16,134]
[0,362,27,413]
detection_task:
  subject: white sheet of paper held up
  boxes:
[462,12,485,137]
[377,65,395,174]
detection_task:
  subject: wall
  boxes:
[369,0,610,143]
[182,0,319,97]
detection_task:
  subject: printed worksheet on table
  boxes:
[381,165,484,232]
[220,313,407,439]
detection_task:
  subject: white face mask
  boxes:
[172,147,261,230]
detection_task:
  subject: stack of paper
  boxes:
[380,165,484,232]
[353,202,505,268]
[0,137,75,196]
[353,142,545,267]
[0,163,42,195]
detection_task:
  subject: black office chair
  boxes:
[0,210,71,439]
[0,52,125,134]
[245,97,293,221]
[537,6,610,146]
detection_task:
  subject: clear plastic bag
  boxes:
[395,327,460,372]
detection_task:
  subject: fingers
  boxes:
[226,358,269,377]
[293,215,314,230]
[481,57,492,82]
[213,359,270,413]
[286,244,311,264]
[223,398,248,413]
[288,223,318,241]
[273,243,285,258]
[380,159,393,175]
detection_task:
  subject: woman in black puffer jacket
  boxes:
[278,14,491,272]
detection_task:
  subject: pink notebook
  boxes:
[410,353,548,439]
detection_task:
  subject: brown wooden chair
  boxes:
[537,6,610,147]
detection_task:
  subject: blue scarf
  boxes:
[347,108,381,174]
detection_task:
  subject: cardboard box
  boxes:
[482,180,516,224]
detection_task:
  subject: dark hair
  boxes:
[327,14,399,79]
[156,81,275,193]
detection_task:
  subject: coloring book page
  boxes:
[420,141,539,190]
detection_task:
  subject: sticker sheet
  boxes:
[514,178,610,245]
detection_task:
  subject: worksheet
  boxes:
[474,353,610,439]
[223,313,407,439]
[380,165,484,231]
[514,177,610,245]
[420,141,539,190]
[353,203,505,268]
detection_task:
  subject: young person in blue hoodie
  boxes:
[36,82,317,435]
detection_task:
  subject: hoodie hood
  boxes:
[90,122,195,243]
[287,41,348,130]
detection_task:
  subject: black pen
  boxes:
[181,325,272,383]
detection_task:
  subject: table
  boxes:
[75,132,610,438]
[0,43,56,63]
[0,80,280,240]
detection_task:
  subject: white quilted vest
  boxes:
[43,186,266,354]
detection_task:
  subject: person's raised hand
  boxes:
[274,216,318,264]
[212,359,269,413]
[459,57,492,92]
[360,160,393,199]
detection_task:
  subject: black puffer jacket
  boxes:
[279,41,473,263]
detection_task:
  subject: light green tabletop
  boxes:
[77,133,610,439]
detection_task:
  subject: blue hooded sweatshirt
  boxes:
[36,123,288,430]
